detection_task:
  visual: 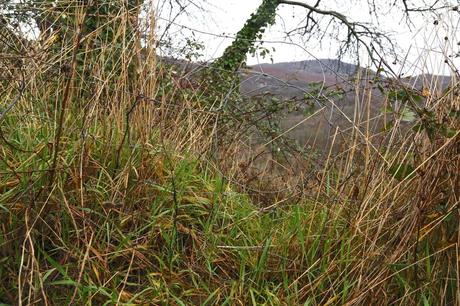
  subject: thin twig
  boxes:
[49,3,90,185]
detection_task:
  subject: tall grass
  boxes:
[0,1,459,305]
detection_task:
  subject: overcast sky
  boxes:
[155,0,460,76]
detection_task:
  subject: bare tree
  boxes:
[213,0,459,72]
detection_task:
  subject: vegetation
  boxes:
[0,1,459,305]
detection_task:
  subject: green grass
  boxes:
[1,115,458,304]
[1,3,459,305]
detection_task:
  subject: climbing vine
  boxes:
[212,0,279,73]
[202,0,280,108]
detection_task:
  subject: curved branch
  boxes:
[279,0,396,66]
[279,0,349,23]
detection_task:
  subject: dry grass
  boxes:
[0,1,459,305]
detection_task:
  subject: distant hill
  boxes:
[159,56,454,151]
[241,59,366,96]
[246,59,452,91]
[254,58,361,75]
[239,59,378,150]
[241,59,453,151]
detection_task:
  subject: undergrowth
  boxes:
[0,1,459,305]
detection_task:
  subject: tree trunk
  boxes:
[213,0,280,72]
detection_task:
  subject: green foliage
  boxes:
[206,0,281,98]
[380,85,459,140]
[1,2,459,304]
[389,162,416,181]
[387,88,423,104]
[213,0,280,73]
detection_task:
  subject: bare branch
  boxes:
[279,0,351,23]
[279,0,395,65]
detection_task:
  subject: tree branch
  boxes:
[279,0,390,65]
[279,0,349,23]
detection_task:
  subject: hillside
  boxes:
[239,59,380,150]
[238,59,454,150]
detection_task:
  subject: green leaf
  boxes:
[400,107,417,122]
[389,163,416,181]
[439,125,458,138]
[49,279,77,286]
[422,294,430,306]
[388,89,407,102]
[303,104,316,116]
[270,96,280,103]
[412,124,424,133]
[382,120,395,132]
[448,110,460,119]
[308,82,324,90]
[380,105,393,114]
[411,93,423,103]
